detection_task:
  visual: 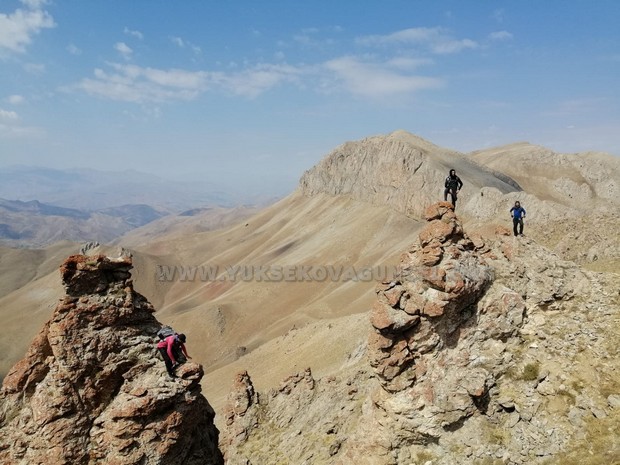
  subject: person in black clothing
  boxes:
[444,169,463,208]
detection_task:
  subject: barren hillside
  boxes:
[1,132,618,455]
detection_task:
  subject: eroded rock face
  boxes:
[369,202,495,394]
[358,203,519,450]
[0,254,224,465]
[220,203,619,465]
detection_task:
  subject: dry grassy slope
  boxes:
[117,205,259,248]
[0,241,92,378]
[0,241,77,298]
[128,192,422,380]
[0,266,65,378]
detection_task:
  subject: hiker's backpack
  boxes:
[157,325,176,340]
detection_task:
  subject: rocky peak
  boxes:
[0,254,224,465]
[298,131,519,218]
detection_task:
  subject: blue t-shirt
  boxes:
[510,206,526,220]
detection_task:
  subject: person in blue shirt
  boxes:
[510,201,526,236]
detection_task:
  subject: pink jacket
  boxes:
[157,335,188,364]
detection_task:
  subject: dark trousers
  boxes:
[158,347,175,375]
[444,188,457,206]
[513,217,524,236]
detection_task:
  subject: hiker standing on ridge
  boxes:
[157,333,191,378]
[510,201,527,236]
[444,169,463,208]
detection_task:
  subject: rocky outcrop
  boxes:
[221,202,619,464]
[0,254,224,465]
[334,204,525,463]
[368,202,496,394]
[222,366,376,465]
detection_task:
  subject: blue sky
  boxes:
[1,0,619,197]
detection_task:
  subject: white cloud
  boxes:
[386,57,433,70]
[114,42,133,59]
[71,61,305,103]
[71,50,442,103]
[0,3,55,53]
[222,64,303,98]
[7,94,25,105]
[323,56,442,98]
[74,63,211,103]
[23,62,45,73]
[0,108,20,122]
[20,0,48,9]
[170,36,202,54]
[0,107,41,139]
[67,43,82,55]
[170,36,184,48]
[124,27,143,40]
[489,31,513,41]
[357,27,478,54]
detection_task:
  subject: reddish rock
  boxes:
[0,254,224,465]
[383,284,405,307]
[420,243,443,266]
[424,201,454,221]
[420,266,447,290]
[419,219,457,246]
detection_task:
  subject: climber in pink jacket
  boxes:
[157,333,190,378]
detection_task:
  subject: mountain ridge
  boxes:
[0,131,618,464]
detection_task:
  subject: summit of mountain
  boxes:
[300,130,521,219]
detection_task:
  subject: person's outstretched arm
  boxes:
[181,343,191,359]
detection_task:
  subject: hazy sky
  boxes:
[1,0,619,196]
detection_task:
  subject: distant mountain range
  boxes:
[0,166,241,211]
[0,198,166,247]
[0,165,279,247]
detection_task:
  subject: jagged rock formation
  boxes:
[222,203,619,465]
[0,254,224,465]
